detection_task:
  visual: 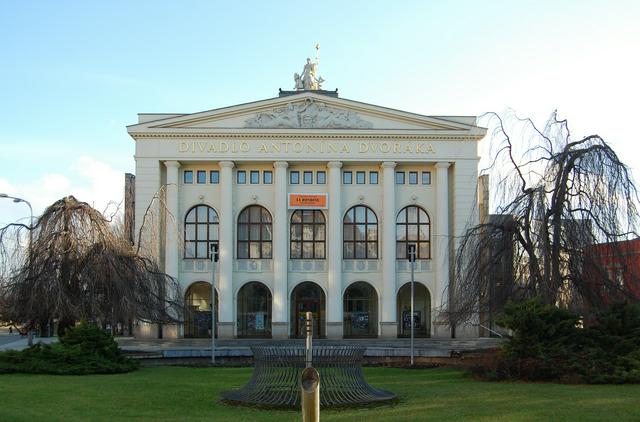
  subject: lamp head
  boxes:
[0,193,8,198]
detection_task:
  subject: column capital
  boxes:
[219,161,235,169]
[273,161,289,169]
[435,162,451,169]
[380,161,397,169]
[164,160,181,169]
[327,161,342,169]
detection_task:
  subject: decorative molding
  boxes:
[244,99,373,129]
[131,133,483,141]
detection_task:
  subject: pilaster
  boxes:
[273,161,289,339]
[218,161,235,338]
[434,162,451,338]
[327,161,343,339]
[380,161,397,338]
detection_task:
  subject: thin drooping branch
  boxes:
[450,111,640,327]
[0,196,182,331]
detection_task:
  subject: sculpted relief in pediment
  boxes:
[244,99,373,129]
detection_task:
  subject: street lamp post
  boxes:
[0,193,34,345]
[210,243,219,365]
[407,244,417,366]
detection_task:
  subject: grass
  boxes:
[1,367,639,421]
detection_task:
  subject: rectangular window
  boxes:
[237,170,246,184]
[408,171,418,185]
[422,171,431,185]
[250,170,260,184]
[197,170,206,184]
[316,171,326,184]
[369,171,378,184]
[356,171,366,184]
[184,170,193,184]
[290,171,300,184]
[343,171,353,184]
[303,171,313,184]
[263,170,273,184]
[210,170,219,184]
[396,171,405,184]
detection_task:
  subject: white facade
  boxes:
[127,91,486,339]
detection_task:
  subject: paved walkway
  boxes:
[0,334,503,358]
[116,337,503,358]
[0,334,58,351]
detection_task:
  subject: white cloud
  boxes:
[0,156,124,225]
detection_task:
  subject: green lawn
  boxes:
[1,367,639,421]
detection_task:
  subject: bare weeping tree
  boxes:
[450,111,640,331]
[0,195,182,336]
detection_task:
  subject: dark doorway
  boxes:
[237,282,272,338]
[184,281,218,338]
[396,282,430,338]
[290,281,326,338]
[343,281,378,338]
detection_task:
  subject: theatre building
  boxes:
[126,88,486,340]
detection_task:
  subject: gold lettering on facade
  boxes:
[177,140,437,155]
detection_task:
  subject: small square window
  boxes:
[303,171,313,184]
[422,171,431,185]
[210,170,219,184]
[396,171,405,184]
[409,171,418,185]
[356,171,365,184]
[197,170,206,184]
[237,170,246,184]
[184,170,193,184]
[317,171,326,184]
[343,171,353,184]
[290,171,300,184]
[369,171,378,184]
[264,170,273,184]
[250,170,260,184]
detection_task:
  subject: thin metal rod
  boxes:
[211,258,216,364]
[305,311,313,368]
[410,254,415,366]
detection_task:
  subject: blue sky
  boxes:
[1,1,639,224]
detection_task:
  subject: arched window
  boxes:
[396,206,431,259]
[237,205,272,259]
[290,210,326,259]
[343,206,378,259]
[184,205,219,259]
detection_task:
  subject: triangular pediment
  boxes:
[127,92,481,134]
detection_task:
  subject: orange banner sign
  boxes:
[288,193,328,209]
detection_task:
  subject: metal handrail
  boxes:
[467,322,504,338]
